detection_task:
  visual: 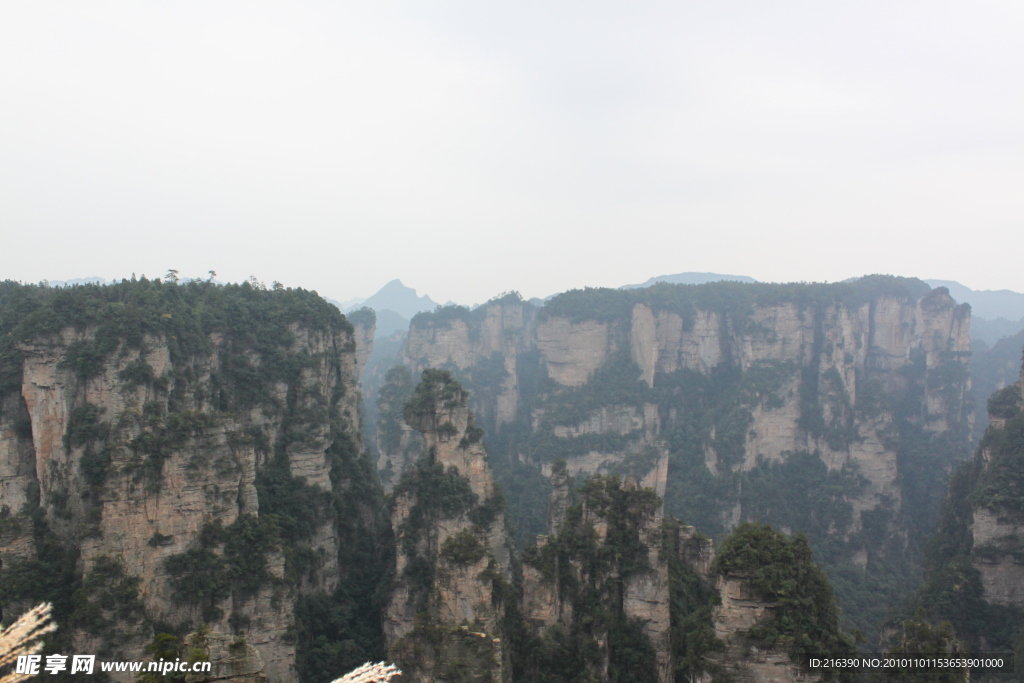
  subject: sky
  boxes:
[1,1,1022,305]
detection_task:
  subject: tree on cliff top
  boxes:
[402,368,469,433]
[713,523,855,663]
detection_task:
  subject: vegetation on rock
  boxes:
[904,374,1024,681]
[713,524,855,665]
[519,474,661,683]
[0,279,389,683]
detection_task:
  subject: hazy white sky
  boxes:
[1,1,1022,304]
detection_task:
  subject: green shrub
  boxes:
[988,385,1023,420]
[440,529,486,565]
[972,415,1024,514]
[71,556,147,654]
[519,475,662,682]
[345,306,376,328]
[64,403,106,450]
[403,369,468,431]
[165,515,280,622]
[119,357,156,388]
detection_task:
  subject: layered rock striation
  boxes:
[0,280,385,683]
[520,466,672,682]
[391,281,971,523]
[384,370,512,683]
[383,278,974,643]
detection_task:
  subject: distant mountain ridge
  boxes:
[47,273,1024,345]
[925,279,1024,322]
[621,271,758,289]
[46,276,110,287]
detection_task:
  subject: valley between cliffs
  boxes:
[0,275,989,683]
[376,277,974,644]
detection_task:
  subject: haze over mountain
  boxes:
[924,279,1024,322]
[925,279,1024,346]
[336,279,441,340]
[622,273,1024,346]
[44,276,109,287]
[621,271,758,289]
[6,273,1024,682]
[348,279,437,319]
[42,272,1024,349]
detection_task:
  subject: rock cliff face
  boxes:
[373,365,425,492]
[707,573,819,683]
[384,370,512,683]
[968,365,1024,606]
[392,283,970,515]
[349,309,376,380]
[381,279,973,644]
[185,631,268,683]
[970,508,1024,606]
[703,524,853,683]
[521,468,672,683]
[0,281,385,683]
[403,296,534,431]
[898,344,1024,660]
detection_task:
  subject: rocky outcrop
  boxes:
[185,631,268,683]
[384,298,535,491]
[0,393,36,542]
[706,574,820,683]
[384,371,512,683]
[969,364,1024,606]
[350,312,376,380]
[614,289,971,505]
[970,508,1024,606]
[522,468,671,683]
[373,366,425,493]
[375,421,423,493]
[622,502,672,682]
[701,523,849,683]
[0,283,379,683]
[675,523,715,579]
[11,327,349,679]
[536,318,609,387]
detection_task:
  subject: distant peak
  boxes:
[359,279,438,320]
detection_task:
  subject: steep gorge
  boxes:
[378,369,848,683]
[383,277,974,641]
